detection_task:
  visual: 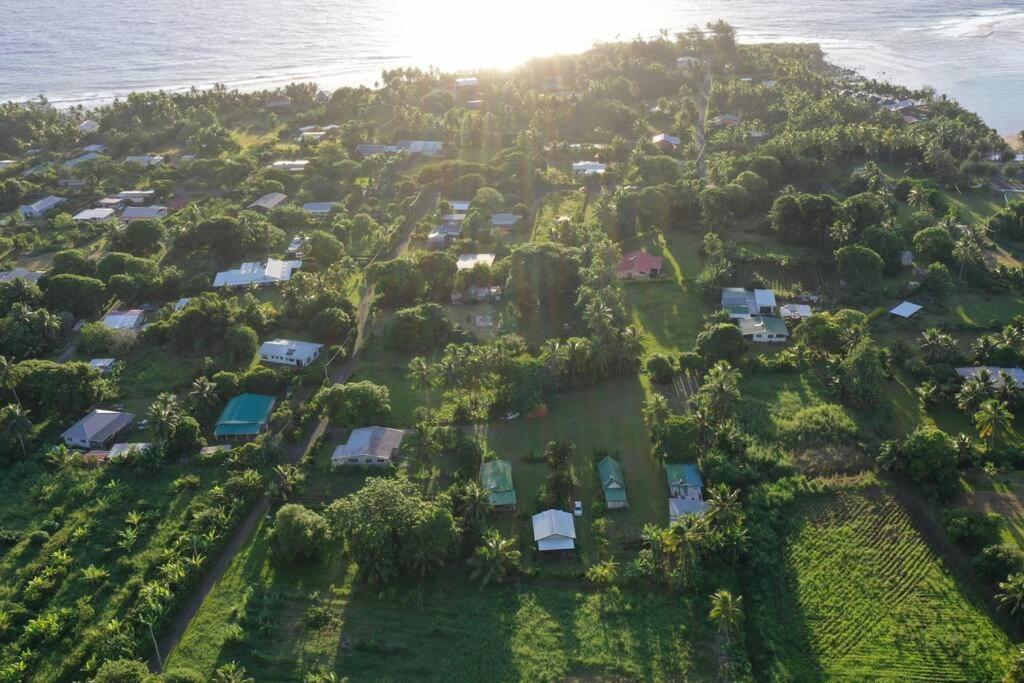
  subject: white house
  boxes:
[107,442,153,460]
[259,339,324,367]
[61,409,134,449]
[116,190,155,204]
[738,316,789,343]
[532,509,576,552]
[124,155,164,167]
[122,206,167,221]
[72,208,115,222]
[102,309,144,331]
[269,160,309,173]
[19,195,66,218]
[455,76,480,89]
[248,192,288,212]
[331,427,405,467]
[448,200,471,214]
[213,259,302,288]
[721,287,777,319]
[456,254,495,271]
[427,224,462,248]
[78,119,100,134]
[97,196,127,210]
[302,202,337,215]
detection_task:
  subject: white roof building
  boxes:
[490,213,520,228]
[302,202,337,214]
[107,442,153,460]
[82,144,108,154]
[72,208,115,222]
[62,152,104,170]
[456,254,495,270]
[122,206,167,220]
[124,155,164,167]
[19,195,66,218]
[669,498,709,523]
[259,339,324,367]
[213,259,302,288]
[116,190,156,203]
[269,160,309,172]
[652,133,681,147]
[61,409,134,450]
[78,119,100,134]
[331,427,405,467]
[889,301,922,318]
[102,309,144,331]
[572,161,607,175]
[0,268,45,284]
[448,200,471,214]
[396,140,444,156]
[173,297,191,311]
[97,196,127,209]
[779,304,813,320]
[532,509,576,552]
[248,192,288,212]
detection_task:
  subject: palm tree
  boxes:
[957,376,992,413]
[273,464,302,499]
[698,361,741,423]
[907,185,930,212]
[916,380,939,409]
[467,529,521,586]
[407,356,435,401]
[1,404,32,457]
[974,399,1013,450]
[188,377,219,417]
[705,483,743,532]
[972,335,998,364]
[709,589,744,646]
[148,393,181,442]
[952,235,980,281]
[0,356,20,408]
[213,662,255,683]
[999,572,1024,622]
[643,394,671,431]
[458,481,493,531]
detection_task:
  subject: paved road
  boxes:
[150,191,436,671]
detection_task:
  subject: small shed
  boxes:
[480,459,517,510]
[598,456,628,509]
[889,301,922,319]
[532,510,576,552]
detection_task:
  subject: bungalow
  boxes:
[122,206,167,221]
[441,213,466,226]
[889,301,922,319]
[97,196,127,210]
[427,224,462,248]
[116,190,155,204]
[710,113,742,127]
[173,297,191,312]
[258,339,323,368]
[19,195,66,218]
[62,409,134,449]
[331,426,404,467]
[598,456,628,509]
[77,119,100,134]
[62,151,104,170]
[247,192,288,212]
[738,316,789,343]
[355,144,399,157]
[652,133,681,150]
[666,463,708,522]
[213,258,302,288]
[572,161,607,175]
[269,160,309,173]
[124,155,164,167]
[615,250,663,279]
[265,95,293,110]
[72,208,115,222]
[532,509,576,552]
[456,253,495,271]
[396,140,444,157]
[0,268,44,284]
[300,131,326,142]
[490,213,521,229]
[302,202,338,215]
[88,358,118,375]
[214,393,276,441]
[480,459,517,510]
[955,367,1024,388]
[102,309,144,331]
[721,287,777,318]
[448,200,471,214]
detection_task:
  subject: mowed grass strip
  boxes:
[763,488,1011,681]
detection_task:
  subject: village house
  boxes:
[710,113,742,127]
[0,268,45,284]
[455,76,480,89]
[214,393,276,441]
[490,213,521,230]
[61,409,134,450]
[427,224,462,248]
[302,202,337,215]
[269,160,309,173]
[721,287,777,318]
[247,192,288,212]
[652,133,681,150]
[116,190,156,204]
[19,195,65,218]
[72,208,115,222]
[572,161,607,175]
[124,155,164,167]
[598,456,628,509]
[666,463,709,523]
[107,442,152,460]
[286,235,306,257]
[480,459,517,510]
[532,509,576,552]
[615,250,663,279]
[331,426,404,467]
[448,200,471,214]
[62,151,104,170]
[102,309,144,331]
[456,253,495,271]
[258,339,323,368]
[97,196,127,210]
[738,315,789,343]
[396,140,444,156]
[82,144,107,154]
[121,206,167,221]
[77,119,100,134]
[213,258,302,288]
[779,304,813,320]
[265,95,293,110]
[889,301,922,319]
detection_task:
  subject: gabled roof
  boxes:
[248,192,287,211]
[753,288,777,309]
[652,133,681,146]
[480,459,516,506]
[738,315,789,337]
[532,509,576,550]
[331,426,404,461]
[214,394,276,437]
[670,498,709,520]
[456,254,495,270]
[598,456,628,502]
[490,213,520,227]
[213,259,302,287]
[72,208,115,221]
[666,463,702,489]
[122,206,167,220]
[259,338,323,360]
[616,250,663,273]
[62,409,134,445]
[102,309,144,330]
[302,202,337,214]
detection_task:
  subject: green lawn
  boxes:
[349,346,424,428]
[749,484,1013,681]
[531,191,587,242]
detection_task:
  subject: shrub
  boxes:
[645,354,675,383]
[271,504,329,562]
[943,509,1003,551]
[776,404,858,448]
[974,543,1024,583]
[92,658,154,682]
[302,605,334,629]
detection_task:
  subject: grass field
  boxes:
[962,470,1024,549]
[167,515,717,682]
[750,485,1012,681]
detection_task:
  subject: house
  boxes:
[451,285,502,304]
[19,195,66,218]
[97,196,127,210]
[721,287,777,318]
[302,202,337,215]
[0,268,45,284]
[889,301,922,319]
[248,192,288,212]
[779,304,813,320]
[62,409,134,449]
[102,309,144,331]
[265,95,293,110]
[427,224,462,248]
[738,316,789,342]
[652,133,681,150]
[615,251,663,279]
[331,426,404,467]
[490,213,520,229]
[446,200,471,214]
[122,206,167,221]
[82,144,108,154]
[396,140,444,157]
[78,119,100,134]
[213,259,302,288]
[300,131,326,142]
[62,151,104,170]
[677,56,701,68]
[116,190,155,204]
[258,339,324,368]
[269,160,309,173]
[214,393,276,441]
[666,463,708,522]
[441,213,466,226]
[72,208,115,222]
[107,442,152,460]
[88,358,118,375]
[480,459,517,510]
[598,456,628,509]
[572,161,607,175]
[710,113,742,127]
[456,253,495,271]
[955,367,1024,388]
[124,155,164,167]
[532,509,576,552]
[455,76,480,89]
[173,297,191,312]
[355,144,398,157]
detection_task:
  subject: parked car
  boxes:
[501,411,520,422]
[574,500,583,517]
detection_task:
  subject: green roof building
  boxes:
[480,459,517,509]
[598,456,628,509]
[214,393,276,440]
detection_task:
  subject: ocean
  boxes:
[1,0,1022,132]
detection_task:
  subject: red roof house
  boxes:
[616,251,664,279]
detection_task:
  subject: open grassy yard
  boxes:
[348,346,424,428]
[750,485,1012,682]
[962,470,1024,549]
[167,516,718,682]
[531,190,588,241]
